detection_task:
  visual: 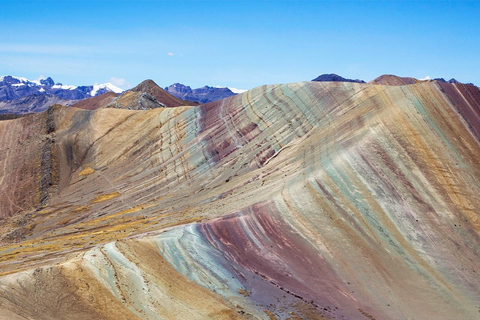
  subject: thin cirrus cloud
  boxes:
[167,52,175,56]
[0,43,95,55]
[0,43,146,56]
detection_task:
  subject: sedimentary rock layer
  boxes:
[0,81,479,319]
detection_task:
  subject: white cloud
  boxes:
[167,52,175,56]
[419,75,431,81]
[109,76,131,90]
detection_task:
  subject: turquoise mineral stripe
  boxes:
[154,226,243,296]
[402,86,465,168]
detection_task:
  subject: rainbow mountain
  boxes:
[0,78,479,319]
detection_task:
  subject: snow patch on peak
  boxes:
[12,76,29,83]
[1,75,48,86]
[228,87,247,94]
[0,76,30,83]
[90,83,123,96]
[32,76,46,86]
[215,86,247,94]
[52,84,77,90]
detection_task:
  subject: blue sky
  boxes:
[1,1,479,90]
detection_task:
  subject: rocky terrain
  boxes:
[0,79,479,319]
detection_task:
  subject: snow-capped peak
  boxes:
[11,76,30,83]
[90,83,123,96]
[228,87,247,94]
[1,75,54,87]
[215,86,247,94]
[0,75,33,84]
[30,76,46,86]
[1,76,124,96]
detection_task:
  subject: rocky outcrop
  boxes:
[40,77,55,87]
[40,106,59,206]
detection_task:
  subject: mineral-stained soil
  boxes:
[0,80,480,319]
[71,91,119,110]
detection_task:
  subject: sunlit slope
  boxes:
[0,81,479,319]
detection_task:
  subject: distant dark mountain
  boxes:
[165,83,240,104]
[370,75,477,87]
[312,74,366,83]
[433,78,476,86]
[40,77,55,87]
[0,76,123,114]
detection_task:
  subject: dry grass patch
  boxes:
[90,191,121,204]
[78,166,95,176]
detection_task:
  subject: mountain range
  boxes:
[0,75,479,319]
[0,76,123,114]
[0,76,247,114]
[0,76,123,101]
[2,74,476,115]
[312,73,475,86]
[164,83,245,104]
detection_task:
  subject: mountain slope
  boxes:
[71,92,119,110]
[0,81,480,319]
